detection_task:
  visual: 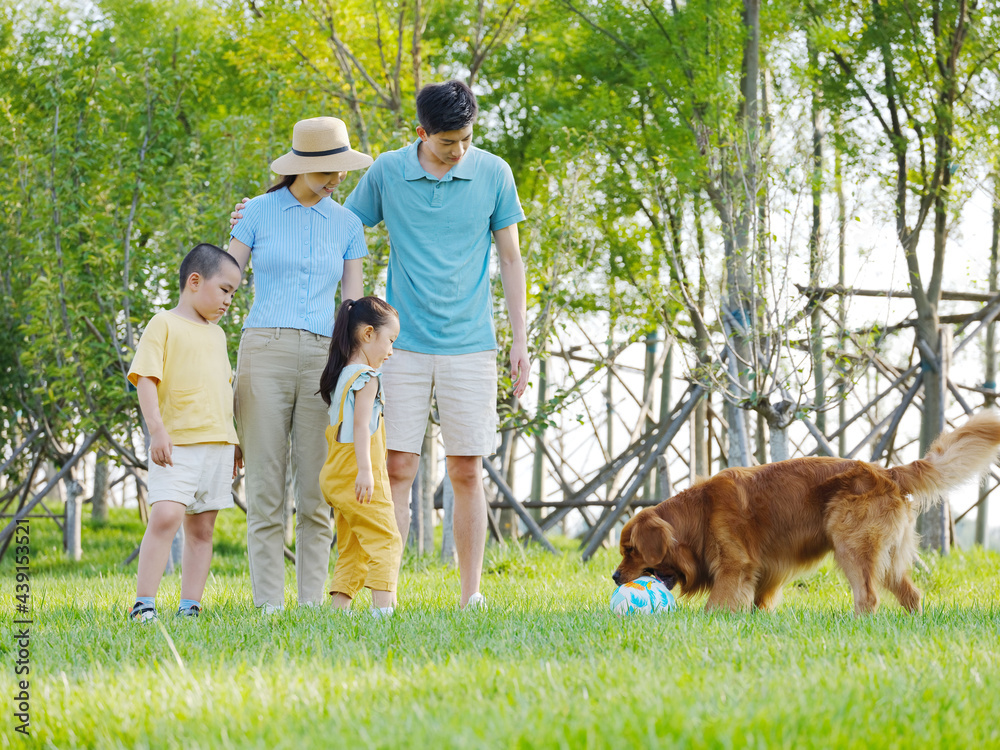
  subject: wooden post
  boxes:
[63,479,83,561]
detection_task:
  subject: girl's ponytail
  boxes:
[317,296,399,406]
[318,299,357,406]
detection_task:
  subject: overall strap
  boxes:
[335,367,374,428]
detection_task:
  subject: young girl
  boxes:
[318,296,403,617]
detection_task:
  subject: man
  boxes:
[344,80,529,609]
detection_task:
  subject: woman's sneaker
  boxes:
[128,601,158,623]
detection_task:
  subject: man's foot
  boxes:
[462,592,487,611]
[176,604,201,618]
[129,601,158,623]
[259,603,284,616]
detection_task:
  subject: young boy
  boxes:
[126,243,244,621]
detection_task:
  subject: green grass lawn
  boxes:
[2,507,999,749]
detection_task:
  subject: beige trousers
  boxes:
[235,328,333,607]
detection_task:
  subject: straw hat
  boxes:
[270,117,373,175]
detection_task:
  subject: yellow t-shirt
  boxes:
[127,311,239,446]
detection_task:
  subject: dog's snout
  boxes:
[612,570,621,585]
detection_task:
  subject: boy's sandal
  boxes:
[129,602,158,622]
[176,604,201,618]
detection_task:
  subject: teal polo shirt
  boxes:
[344,140,525,355]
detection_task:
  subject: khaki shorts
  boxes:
[381,349,498,456]
[147,443,235,514]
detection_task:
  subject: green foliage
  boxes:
[5,0,1000,469]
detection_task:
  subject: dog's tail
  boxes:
[890,410,1000,510]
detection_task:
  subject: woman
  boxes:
[228,117,372,613]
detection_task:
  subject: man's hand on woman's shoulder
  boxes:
[230,197,250,229]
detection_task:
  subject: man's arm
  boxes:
[494,223,529,398]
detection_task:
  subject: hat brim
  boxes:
[270,149,373,175]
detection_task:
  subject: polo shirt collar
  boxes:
[277,186,333,217]
[404,139,476,182]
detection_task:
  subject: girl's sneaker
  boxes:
[129,602,158,623]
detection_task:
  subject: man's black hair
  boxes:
[416,80,479,135]
[179,243,241,291]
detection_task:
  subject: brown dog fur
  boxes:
[612,411,1000,614]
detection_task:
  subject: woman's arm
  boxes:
[228,237,252,274]
[342,257,364,302]
[352,377,379,503]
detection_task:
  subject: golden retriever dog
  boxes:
[612,411,1000,614]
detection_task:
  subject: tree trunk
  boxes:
[808,36,826,440]
[499,422,518,539]
[419,422,437,553]
[642,330,657,501]
[89,449,110,523]
[440,471,457,565]
[531,354,547,518]
[63,478,83,561]
[282,445,295,548]
[656,338,673,499]
[835,125,848,457]
[917,326,951,553]
[977,176,999,545]
[769,424,789,463]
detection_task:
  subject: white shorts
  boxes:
[147,443,236,514]
[381,349,498,456]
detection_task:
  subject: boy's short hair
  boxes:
[179,243,241,292]
[416,80,478,135]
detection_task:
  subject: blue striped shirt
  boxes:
[231,187,368,336]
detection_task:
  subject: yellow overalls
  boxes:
[318,368,402,597]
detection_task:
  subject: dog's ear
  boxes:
[632,513,675,565]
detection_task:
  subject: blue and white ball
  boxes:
[610,575,677,615]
